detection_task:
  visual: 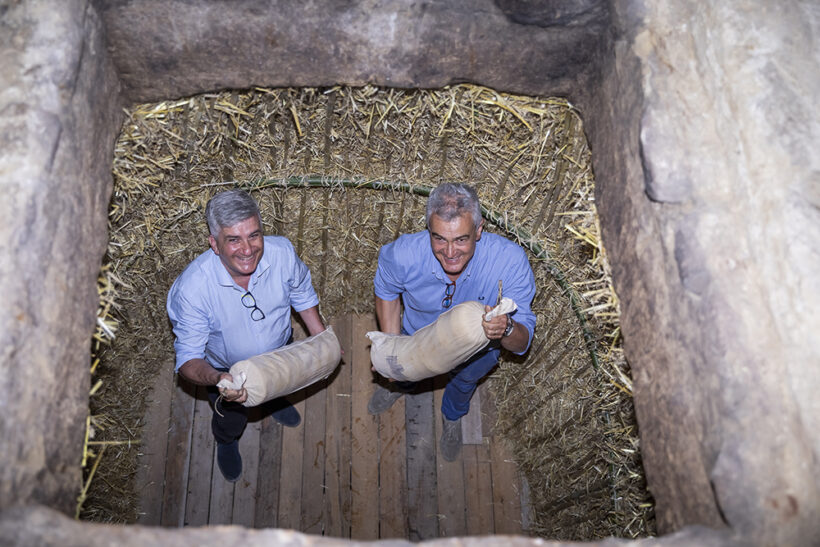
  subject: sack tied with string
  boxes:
[366,297,517,382]
[217,326,342,407]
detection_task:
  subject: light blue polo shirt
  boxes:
[167,235,319,371]
[373,230,536,355]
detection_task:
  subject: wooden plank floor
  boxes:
[137,314,528,538]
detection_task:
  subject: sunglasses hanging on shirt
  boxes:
[241,291,266,321]
[441,280,456,309]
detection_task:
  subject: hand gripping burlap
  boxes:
[366,298,518,382]
[217,326,342,407]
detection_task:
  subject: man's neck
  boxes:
[233,274,251,290]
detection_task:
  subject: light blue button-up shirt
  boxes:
[167,235,320,371]
[373,230,536,355]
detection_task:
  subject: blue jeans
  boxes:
[441,349,499,421]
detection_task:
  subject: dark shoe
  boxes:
[440,416,463,462]
[271,401,301,427]
[367,384,405,415]
[216,440,242,482]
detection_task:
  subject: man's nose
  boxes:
[238,239,251,254]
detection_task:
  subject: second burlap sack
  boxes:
[219,326,342,407]
[367,298,517,382]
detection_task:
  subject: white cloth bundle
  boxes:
[217,326,342,407]
[366,298,517,382]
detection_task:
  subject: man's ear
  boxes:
[208,234,219,255]
[475,219,485,240]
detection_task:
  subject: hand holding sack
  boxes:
[367,298,518,382]
[217,327,342,407]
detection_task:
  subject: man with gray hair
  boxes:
[167,189,326,482]
[371,183,536,461]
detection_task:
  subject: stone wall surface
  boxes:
[93,0,609,104]
[0,505,743,547]
[585,1,820,545]
[0,0,122,514]
[2,0,819,545]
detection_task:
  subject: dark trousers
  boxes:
[206,386,297,444]
[206,385,247,445]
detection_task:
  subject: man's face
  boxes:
[208,215,264,286]
[429,213,483,280]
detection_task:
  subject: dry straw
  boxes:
[83,84,654,538]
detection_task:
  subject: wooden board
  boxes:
[404,382,438,541]
[350,314,379,540]
[433,384,467,537]
[160,376,196,527]
[484,382,523,536]
[300,379,328,534]
[463,441,495,536]
[324,316,353,537]
[184,386,214,527]
[378,391,408,538]
[232,415,261,527]
[135,359,174,525]
[254,408,282,528]
[277,395,306,530]
[208,444,235,524]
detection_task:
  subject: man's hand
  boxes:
[482,305,508,340]
[217,372,248,404]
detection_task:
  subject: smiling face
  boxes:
[429,213,483,281]
[208,215,264,289]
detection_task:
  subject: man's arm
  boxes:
[297,305,326,337]
[375,295,402,335]
[481,307,530,354]
[178,358,247,403]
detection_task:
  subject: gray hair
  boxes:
[205,189,262,236]
[426,183,482,229]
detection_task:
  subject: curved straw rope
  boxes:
[244,176,600,370]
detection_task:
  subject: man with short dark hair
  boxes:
[371,183,536,461]
[167,189,326,482]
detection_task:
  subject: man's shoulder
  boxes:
[384,230,428,252]
[380,231,429,263]
[479,232,530,266]
[169,250,214,296]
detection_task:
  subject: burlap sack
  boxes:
[367,298,517,382]
[219,326,342,407]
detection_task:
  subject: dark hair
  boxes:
[426,183,482,228]
[205,189,261,236]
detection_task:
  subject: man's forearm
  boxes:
[298,305,326,337]
[500,319,530,354]
[178,358,223,386]
[375,296,401,335]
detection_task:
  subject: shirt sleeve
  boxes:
[503,246,537,355]
[167,282,211,372]
[373,241,404,301]
[286,241,320,312]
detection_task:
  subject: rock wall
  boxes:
[93,0,609,104]
[584,1,820,545]
[1,0,819,544]
[0,0,122,514]
[0,505,742,547]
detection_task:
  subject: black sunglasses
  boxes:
[241,291,266,321]
[442,281,456,309]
